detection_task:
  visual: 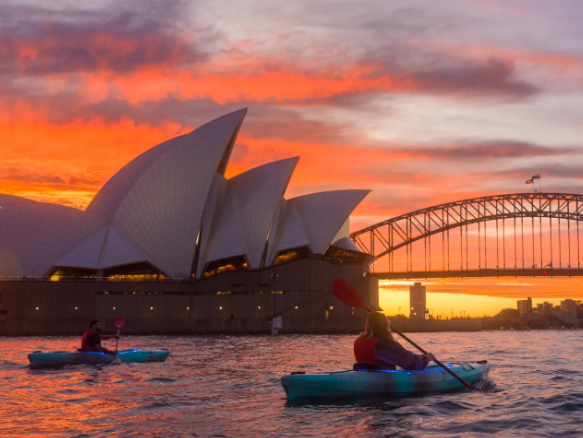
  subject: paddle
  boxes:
[113,315,125,360]
[332,279,476,391]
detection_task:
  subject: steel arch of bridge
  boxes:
[350,193,583,273]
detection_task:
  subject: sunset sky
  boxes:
[2,0,583,314]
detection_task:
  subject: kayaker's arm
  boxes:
[87,333,117,354]
[375,338,431,370]
[101,328,121,341]
[94,344,116,355]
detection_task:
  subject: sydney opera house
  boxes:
[0,110,378,334]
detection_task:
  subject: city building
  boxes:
[409,282,427,320]
[0,110,377,335]
[517,297,532,317]
[560,299,578,327]
[536,302,554,312]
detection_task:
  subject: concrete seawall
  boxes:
[0,317,482,336]
[0,259,378,335]
[0,258,482,335]
[0,318,369,336]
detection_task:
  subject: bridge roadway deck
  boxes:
[370,268,583,280]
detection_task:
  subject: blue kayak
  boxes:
[281,361,491,399]
[28,349,170,367]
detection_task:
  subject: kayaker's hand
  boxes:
[426,353,436,361]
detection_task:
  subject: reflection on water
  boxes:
[0,332,582,437]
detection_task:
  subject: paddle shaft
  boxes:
[390,324,474,390]
[361,303,475,391]
[113,328,121,360]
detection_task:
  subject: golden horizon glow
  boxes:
[380,279,583,317]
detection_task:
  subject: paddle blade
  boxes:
[115,315,125,328]
[333,279,366,309]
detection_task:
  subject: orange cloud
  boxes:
[0,114,188,208]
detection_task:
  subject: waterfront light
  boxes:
[219,306,222,310]
[75,307,78,310]
[295,306,298,309]
[35,307,39,310]
[187,307,190,310]
[150,307,153,310]
[258,306,261,309]
[113,307,116,310]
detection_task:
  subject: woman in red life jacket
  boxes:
[81,320,120,354]
[354,312,435,370]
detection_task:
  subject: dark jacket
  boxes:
[374,337,430,370]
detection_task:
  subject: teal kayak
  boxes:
[281,361,491,399]
[28,349,170,367]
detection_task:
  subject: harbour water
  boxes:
[0,331,582,437]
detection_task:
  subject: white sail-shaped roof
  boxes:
[0,243,24,277]
[87,110,246,221]
[278,190,370,255]
[264,197,286,267]
[331,236,361,252]
[54,224,148,270]
[204,157,298,269]
[0,110,371,280]
[272,202,310,257]
[0,194,102,277]
[99,226,147,269]
[200,188,247,266]
[108,109,246,277]
[331,218,350,243]
[54,226,108,269]
[58,109,247,277]
[195,173,229,277]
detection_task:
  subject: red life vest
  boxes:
[81,331,101,351]
[354,337,380,364]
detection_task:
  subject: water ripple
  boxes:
[0,332,581,436]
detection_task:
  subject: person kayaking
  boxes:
[80,320,120,354]
[354,312,436,370]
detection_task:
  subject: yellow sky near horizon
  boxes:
[379,278,583,317]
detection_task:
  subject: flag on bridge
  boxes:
[532,174,541,179]
[525,179,533,184]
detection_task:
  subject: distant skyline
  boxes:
[380,278,582,316]
[3,0,583,304]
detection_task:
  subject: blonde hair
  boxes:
[358,312,393,340]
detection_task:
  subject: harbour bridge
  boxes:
[350,193,583,280]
